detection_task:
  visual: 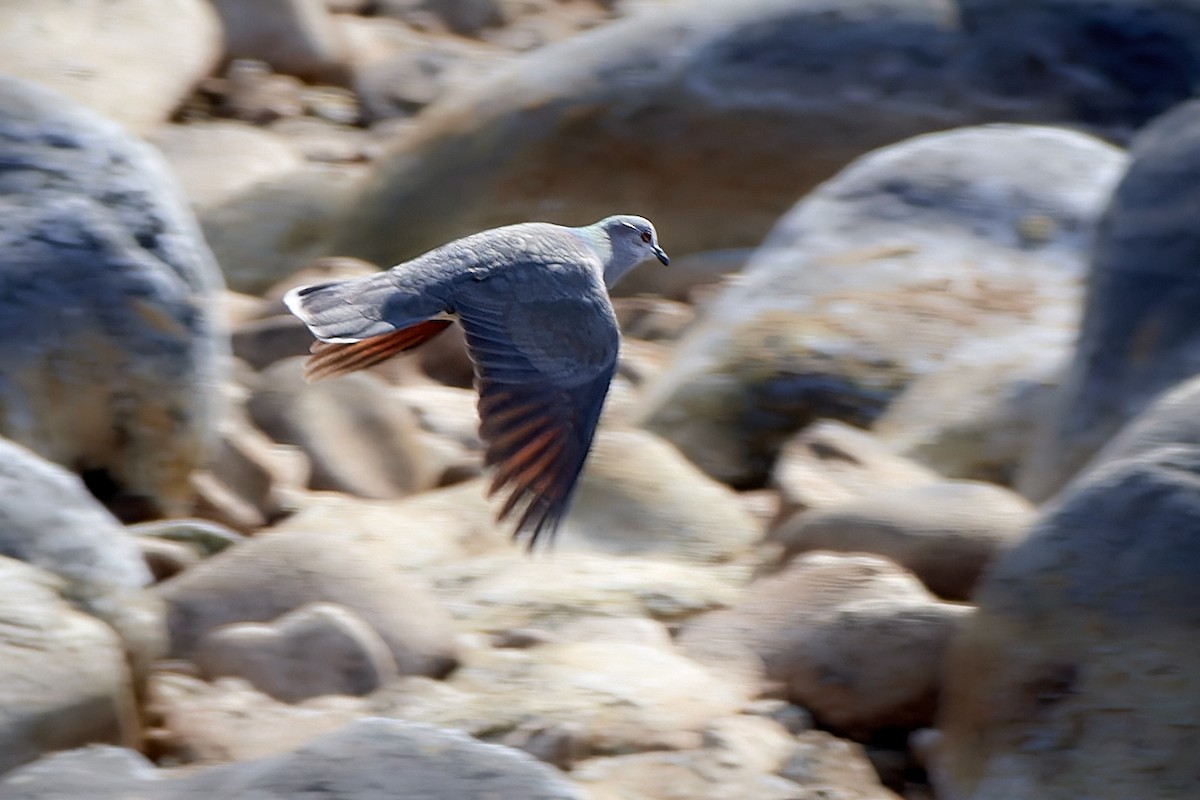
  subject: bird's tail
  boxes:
[283,273,399,343]
[284,273,454,382]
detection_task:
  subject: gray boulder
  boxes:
[0,437,165,679]
[328,0,1190,267]
[0,75,227,520]
[1084,372,1200,470]
[1020,99,1200,501]
[938,445,1200,799]
[640,124,1125,486]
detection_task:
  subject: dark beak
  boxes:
[653,245,669,266]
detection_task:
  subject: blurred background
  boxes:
[2,1,1200,799]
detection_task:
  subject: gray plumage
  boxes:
[284,215,668,547]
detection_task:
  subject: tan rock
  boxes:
[558,428,764,563]
[0,0,221,134]
[380,639,752,762]
[147,672,364,762]
[248,358,439,499]
[192,383,310,532]
[772,420,941,515]
[574,722,899,800]
[430,551,746,636]
[772,480,1035,600]
[158,528,458,678]
[875,328,1070,485]
[0,558,140,774]
[151,122,305,212]
[194,602,398,702]
[681,552,971,738]
[641,126,1123,486]
[210,0,350,84]
[270,480,508,573]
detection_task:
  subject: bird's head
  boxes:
[596,215,668,287]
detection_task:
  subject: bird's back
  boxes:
[396,222,604,289]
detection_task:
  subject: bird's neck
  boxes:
[580,226,635,289]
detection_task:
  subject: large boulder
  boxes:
[1019,100,1200,501]
[640,124,1125,486]
[0,75,227,519]
[327,0,1190,267]
[0,0,221,134]
[937,445,1200,799]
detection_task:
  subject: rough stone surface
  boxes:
[382,639,752,761]
[0,0,221,134]
[146,672,365,762]
[0,718,584,799]
[1020,99,1200,501]
[681,552,970,738]
[0,75,227,519]
[0,557,139,776]
[772,480,1035,601]
[430,551,746,636]
[937,445,1200,800]
[575,719,900,800]
[640,125,1124,486]
[0,437,153,595]
[191,382,311,532]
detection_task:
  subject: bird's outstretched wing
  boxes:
[457,292,619,549]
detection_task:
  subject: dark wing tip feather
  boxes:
[475,374,611,551]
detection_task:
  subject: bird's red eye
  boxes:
[640,231,652,243]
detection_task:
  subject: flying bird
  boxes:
[284,215,668,548]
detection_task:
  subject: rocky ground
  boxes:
[3,1,1200,799]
